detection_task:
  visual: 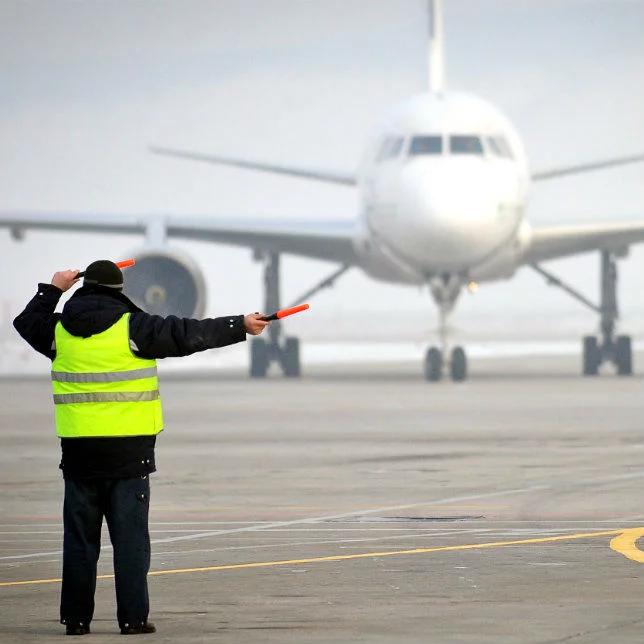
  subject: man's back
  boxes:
[15,280,248,478]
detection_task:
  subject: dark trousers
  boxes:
[60,476,151,628]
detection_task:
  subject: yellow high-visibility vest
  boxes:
[51,313,163,438]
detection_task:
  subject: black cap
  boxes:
[83,260,123,289]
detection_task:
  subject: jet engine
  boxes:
[123,248,206,318]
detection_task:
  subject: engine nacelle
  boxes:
[123,248,207,318]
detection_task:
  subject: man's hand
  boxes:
[244,313,270,336]
[51,270,80,292]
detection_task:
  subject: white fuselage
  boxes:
[353,91,532,284]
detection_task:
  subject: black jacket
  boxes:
[13,283,246,479]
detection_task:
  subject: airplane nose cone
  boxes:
[396,165,503,269]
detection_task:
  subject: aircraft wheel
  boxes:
[582,336,600,376]
[615,335,632,376]
[424,347,443,382]
[250,338,269,378]
[282,337,301,378]
[450,346,467,382]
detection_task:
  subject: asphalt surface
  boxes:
[1,355,643,643]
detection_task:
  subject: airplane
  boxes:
[2,0,644,382]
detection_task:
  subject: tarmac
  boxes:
[1,354,643,643]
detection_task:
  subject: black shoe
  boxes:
[120,620,156,635]
[65,622,91,636]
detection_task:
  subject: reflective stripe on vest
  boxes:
[51,313,163,438]
[53,390,160,404]
[51,366,158,383]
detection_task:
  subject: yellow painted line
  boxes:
[0,576,65,587]
[610,527,644,563]
[0,527,633,588]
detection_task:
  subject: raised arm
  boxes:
[128,311,269,359]
[13,270,80,359]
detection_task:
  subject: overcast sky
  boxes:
[2,0,643,342]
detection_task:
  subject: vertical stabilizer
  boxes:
[428,0,445,92]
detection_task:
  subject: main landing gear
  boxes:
[424,274,468,382]
[249,252,349,378]
[582,250,632,376]
[532,249,633,377]
[249,252,300,378]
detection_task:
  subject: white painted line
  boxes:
[0,485,545,561]
[0,539,62,542]
[151,521,275,525]
[0,531,62,535]
[0,521,274,528]
[3,518,644,530]
[613,514,644,522]
[212,527,479,532]
[148,485,550,546]
[151,528,487,557]
[0,525,62,528]
[2,469,643,562]
[357,519,644,524]
[0,549,63,561]
[149,469,644,546]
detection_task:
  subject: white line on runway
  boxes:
[75,524,631,562]
[0,538,62,541]
[0,485,546,561]
[147,467,644,546]
[2,469,643,562]
[150,528,487,558]
[614,514,644,522]
[0,531,62,535]
[0,549,62,561]
[147,485,551,546]
[0,521,274,528]
[4,518,644,529]
[220,527,607,533]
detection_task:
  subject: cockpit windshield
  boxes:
[486,135,514,159]
[449,135,483,155]
[404,134,513,159]
[409,135,442,155]
[377,136,404,162]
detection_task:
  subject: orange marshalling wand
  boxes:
[261,304,309,321]
[76,259,136,278]
[115,259,136,270]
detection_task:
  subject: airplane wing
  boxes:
[165,215,358,263]
[0,211,360,264]
[524,220,644,264]
[526,151,644,262]
[150,146,357,186]
[151,145,644,186]
[0,211,145,236]
[531,153,644,181]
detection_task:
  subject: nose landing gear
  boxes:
[424,346,443,381]
[450,346,467,381]
[424,345,467,382]
[425,275,468,382]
